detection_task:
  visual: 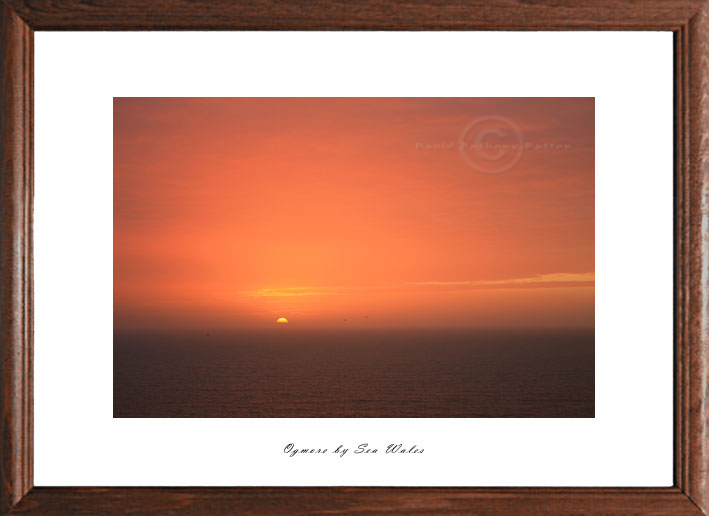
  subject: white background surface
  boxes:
[34,32,673,486]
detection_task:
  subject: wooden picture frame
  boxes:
[0,1,706,514]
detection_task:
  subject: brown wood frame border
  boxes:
[0,1,706,514]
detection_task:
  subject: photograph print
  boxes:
[113,97,594,418]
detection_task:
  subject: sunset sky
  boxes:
[114,98,594,330]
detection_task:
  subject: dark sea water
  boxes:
[113,329,594,418]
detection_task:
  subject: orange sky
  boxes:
[114,98,594,330]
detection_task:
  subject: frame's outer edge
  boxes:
[0,1,705,515]
[0,4,32,514]
[0,0,704,30]
[3,487,706,516]
[688,2,709,514]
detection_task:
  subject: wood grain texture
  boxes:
[685,1,709,511]
[0,4,32,514]
[5,487,705,516]
[1,0,709,515]
[0,0,705,31]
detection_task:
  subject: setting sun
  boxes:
[276,317,289,324]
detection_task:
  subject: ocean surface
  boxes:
[113,329,594,418]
